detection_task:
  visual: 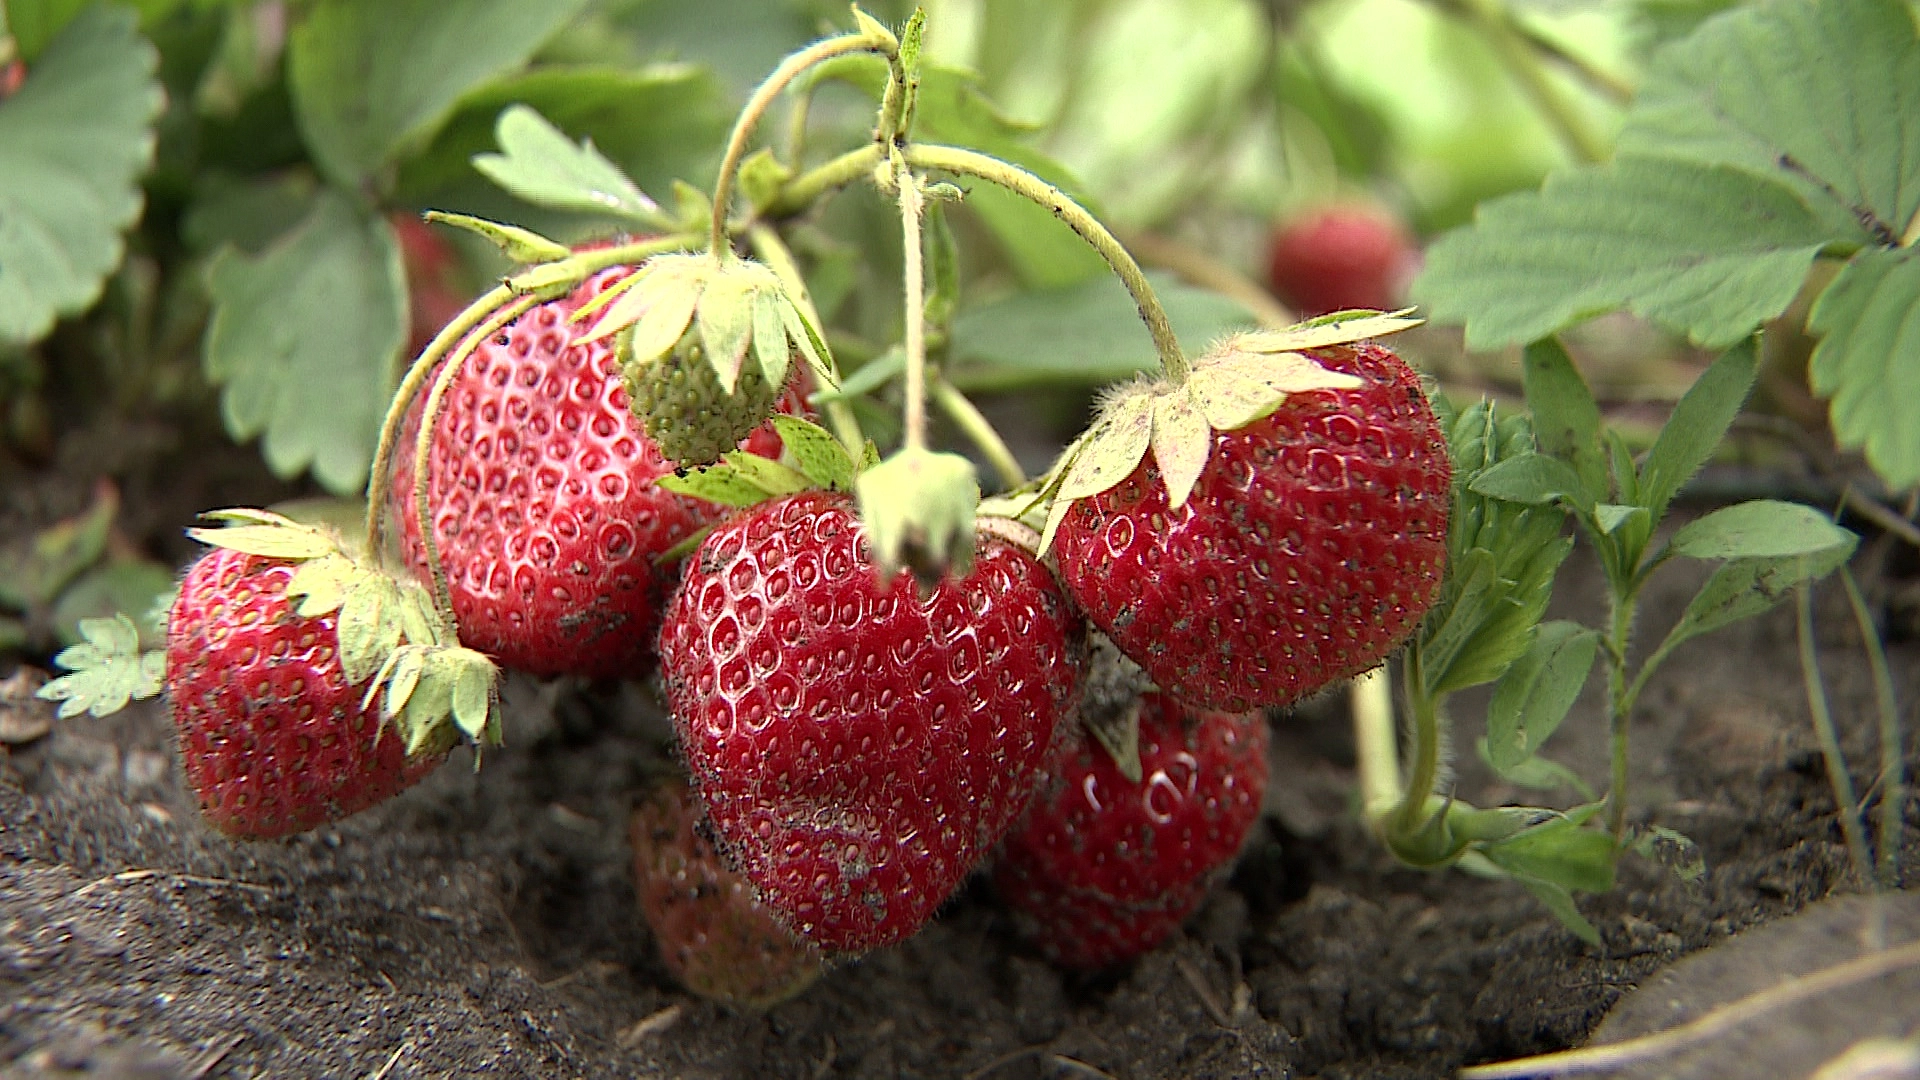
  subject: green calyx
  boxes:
[658,415,872,509]
[624,329,783,468]
[574,252,839,397]
[197,509,502,752]
[1035,311,1418,553]
[855,447,980,584]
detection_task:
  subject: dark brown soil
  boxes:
[2,426,1916,1080]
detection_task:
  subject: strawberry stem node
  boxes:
[708,18,902,256]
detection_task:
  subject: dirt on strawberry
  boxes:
[2,436,1917,1080]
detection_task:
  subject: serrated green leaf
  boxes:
[420,210,569,264]
[396,66,726,229]
[1669,500,1854,562]
[0,5,162,345]
[468,103,659,224]
[1807,245,1920,490]
[773,416,856,491]
[1639,338,1757,520]
[1663,544,1858,652]
[1415,160,1838,351]
[1522,338,1607,502]
[203,192,405,494]
[1150,388,1210,510]
[658,463,781,508]
[949,272,1257,390]
[287,0,592,189]
[1606,428,1642,508]
[1485,621,1599,773]
[1619,0,1920,243]
[1469,453,1594,512]
[36,613,163,718]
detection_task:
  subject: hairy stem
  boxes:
[363,235,694,560]
[902,143,1189,381]
[932,379,1025,489]
[1392,650,1446,838]
[761,144,887,220]
[408,296,540,626]
[896,165,929,452]
[710,30,897,255]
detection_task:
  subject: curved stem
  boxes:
[365,284,512,558]
[363,235,696,559]
[1839,567,1904,886]
[896,165,929,452]
[709,31,898,255]
[410,295,541,625]
[933,379,1024,490]
[903,143,1189,381]
[1392,649,1446,837]
[1455,0,1609,164]
[1352,666,1403,823]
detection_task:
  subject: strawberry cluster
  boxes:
[57,228,1450,997]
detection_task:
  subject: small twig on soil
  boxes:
[1174,953,1235,1028]
[362,1042,409,1080]
[186,1032,243,1080]
[961,1044,1046,1080]
[1457,939,1920,1078]
[618,1004,685,1048]
[71,869,281,899]
[1050,1055,1121,1080]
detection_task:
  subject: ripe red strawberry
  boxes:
[389,265,793,680]
[631,778,825,1006]
[1266,204,1418,317]
[659,491,1084,952]
[166,547,448,838]
[1051,341,1450,713]
[995,694,1269,969]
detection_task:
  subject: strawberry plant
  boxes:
[11,0,1898,1033]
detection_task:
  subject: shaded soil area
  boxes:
[2,428,1917,1080]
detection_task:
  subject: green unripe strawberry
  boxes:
[622,332,783,469]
